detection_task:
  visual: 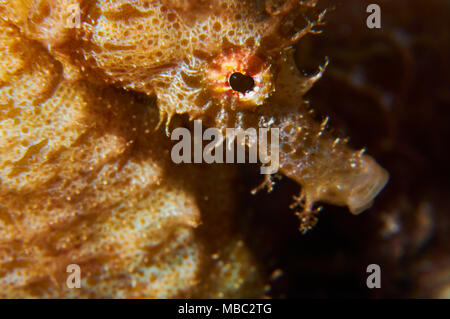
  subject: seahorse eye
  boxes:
[229,72,255,93]
[207,49,273,108]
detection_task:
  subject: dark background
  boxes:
[237,0,450,298]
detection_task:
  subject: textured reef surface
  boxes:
[0,0,447,298]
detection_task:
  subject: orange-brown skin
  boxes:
[0,18,264,298]
[2,1,389,228]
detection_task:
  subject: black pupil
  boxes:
[229,72,255,93]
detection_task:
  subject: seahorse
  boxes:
[3,0,389,232]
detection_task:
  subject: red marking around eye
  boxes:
[207,47,273,108]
